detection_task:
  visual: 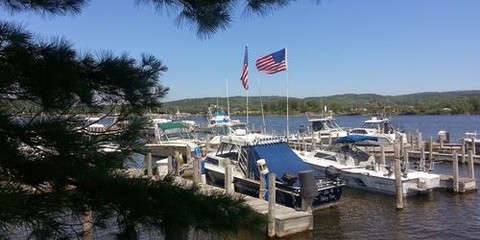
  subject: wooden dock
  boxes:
[172,176,313,238]
[243,196,313,237]
[438,175,478,193]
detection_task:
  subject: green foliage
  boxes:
[163,91,480,116]
[0,21,263,240]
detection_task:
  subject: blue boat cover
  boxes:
[248,142,312,184]
[333,135,379,144]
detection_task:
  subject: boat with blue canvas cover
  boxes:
[203,130,344,211]
[297,135,440,196]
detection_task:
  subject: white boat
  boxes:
[297,135,440,196]
[290,114,348,144]
[206,105,243,128]
[145,120,202,159]
[203,130,344,211]
[349,116,407,145]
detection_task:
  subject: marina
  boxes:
[134,114,480,239]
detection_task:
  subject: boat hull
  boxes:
[304,163,439,196]
[204,168,343,211]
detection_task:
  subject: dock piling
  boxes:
[268,173,276,238]
[420,146,425,171]
[145,153,153,177]
[472,136,476,156]
[225,159,234,194]
[394,139,404,209]
[82,209,93,240]
[452,151,459,193]
[380,145,386,165]
[259,172,266,200]
[417,131,423,151]
[167,155,173,175]
[468,150,475,179]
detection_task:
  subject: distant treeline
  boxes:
[160,90,480,116]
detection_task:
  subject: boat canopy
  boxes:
[158,122,187,130]
[248,142,313,185]
[334,135,379,144]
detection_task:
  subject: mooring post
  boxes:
[267,173,276,238]
[468,150,475,179]
[174,151,180,176]
[145,152,153,177]
[439,134,444,149]
[420,145,425,171]
[429,137,433,160]
[417,131,423,151]
[472,136,476,156]
[380,145,386,165]
[404,150,409,171]
[259,173,266,200]
[167,155,173,175]
[82,208,93,240]
[225,159,234,194]
[452,151,459,193]
[394,139,404,209]
[461,140,466,163]
[205,134,211,153]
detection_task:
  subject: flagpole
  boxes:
[285,48,289,140]
[246,88,249,127]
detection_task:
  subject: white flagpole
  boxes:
[246,88,249,127]
[285,48,289,140]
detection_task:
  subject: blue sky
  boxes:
[2,0,480,101]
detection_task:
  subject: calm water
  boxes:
[193,115,480,240]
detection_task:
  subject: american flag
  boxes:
[256,48,287,74]
[240,46,249,90]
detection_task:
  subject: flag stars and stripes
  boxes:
[240,46,249,90]
[256,48,287,75]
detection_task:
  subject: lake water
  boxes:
[191,114,480,240]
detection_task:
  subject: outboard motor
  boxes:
[298,170,317,198]
[325,165,342,180]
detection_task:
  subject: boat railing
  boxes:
[237,148,249,177]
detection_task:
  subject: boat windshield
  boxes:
[159,124,195,141]
[361,122,381,130]
[312,119,341,132]
[215,142,240,161]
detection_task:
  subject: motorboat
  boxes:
[349,117,407,145]
[203,130,344,211]
[206,105,243,128]
[297,135,440,196]
[144,120,202,159]
[289,114,348,145]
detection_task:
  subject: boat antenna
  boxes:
[226,78,230,119]
[320,97,323,118]
[257,81,267,134]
